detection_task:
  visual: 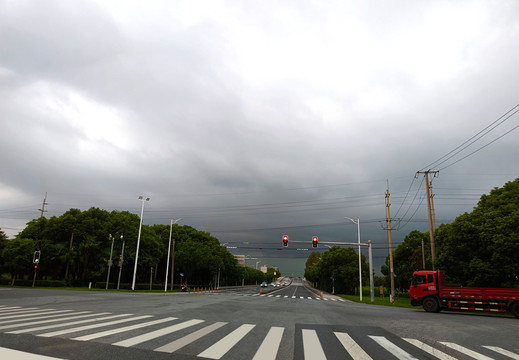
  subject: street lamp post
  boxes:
[117,235,124,290]
[345,217,363,301]
[106,234,114,290]
[165,218,182,292]
[131,196,150,291]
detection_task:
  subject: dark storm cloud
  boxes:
[1,0,519,275]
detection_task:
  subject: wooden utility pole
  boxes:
[39,192,48,218]
[385,186,395,302]
[416,170,439,269]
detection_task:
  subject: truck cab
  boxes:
[410,270,441,310]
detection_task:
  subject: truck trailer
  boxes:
[410,270,519,318]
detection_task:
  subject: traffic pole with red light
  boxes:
[282,235,288,247]
[312,236,318,248]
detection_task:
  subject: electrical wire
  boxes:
[420,103,519,171]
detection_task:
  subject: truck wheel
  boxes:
[423,297,440,313]
[510,302,519,318]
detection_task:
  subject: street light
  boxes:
[106,234,114,290]
[345,216,363,301]
[131,196,150,291]
[165,218,182,292]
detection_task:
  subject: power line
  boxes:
[420,103,519,171]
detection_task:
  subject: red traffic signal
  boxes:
[312,236,318,248]
[282,235,288,247]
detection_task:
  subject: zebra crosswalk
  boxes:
[0,304,517,359]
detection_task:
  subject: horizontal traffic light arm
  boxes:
[284,240,371,246]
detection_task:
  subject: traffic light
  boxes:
[283,235,288,247]
[312,236,318,248]
[33,251,41,264]
[34,264,38,270]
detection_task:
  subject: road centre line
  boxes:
[440,342,495,360]
[252,326,284,360]
[155,321,227,353]
[369,336,418,360]
[334,332,373,360]
[113,319,204,348]
[403,338,458,360]
[73,317,177,341]
[302,329,326,360]
[198,324,255,359]
[38,315,153,337]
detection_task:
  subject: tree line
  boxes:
[306,178,519,295]
[0,208,279,288]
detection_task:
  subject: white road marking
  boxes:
[302,329,327,360]
[0,347,65,360]
[0,312,95,330]
[6,314,127,334]
[155,322,227,353]
[369,336,418,360]
[252,326,284,360]
[198,324,255,359]
[440,342,495,360]
[403,338,458,360]
[335,332,372,360]
[113,319,204,347]
[74,317,177,341]
[483,346,519,360]
[38,315,153,337]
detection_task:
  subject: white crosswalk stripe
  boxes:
[335,332,373,360]
[1,305,518,360]
[403,338,458,360]
[483,346,519,360]
[198,324,255,359]
[302,329,327,360]
[113,319,205,348]
[369,336,418,360]
[440,342,495,360]
[38,315,153,337]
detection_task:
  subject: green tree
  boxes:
[2,238,35,285]
[305,246,368,294]
[382,230,431,292]
[435,178,519,287]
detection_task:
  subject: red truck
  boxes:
[410,270,519,318]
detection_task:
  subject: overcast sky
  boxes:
[1,0,518,276]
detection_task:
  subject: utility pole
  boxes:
[416,170,439,268]
[39,192,48,218]
[385,185,395,303]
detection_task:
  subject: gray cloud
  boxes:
[1,0,519,275]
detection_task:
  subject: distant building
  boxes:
[260,266,268,273]
[234,254,245,267]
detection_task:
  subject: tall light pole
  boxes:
[165,218,182,292]
[131,196,150,291]
[117,234,124,290]
[345,217,363,301]
[106,234,114,290]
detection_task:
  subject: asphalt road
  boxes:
[0,280,518,360]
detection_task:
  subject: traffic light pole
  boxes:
[283,239,374,302]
